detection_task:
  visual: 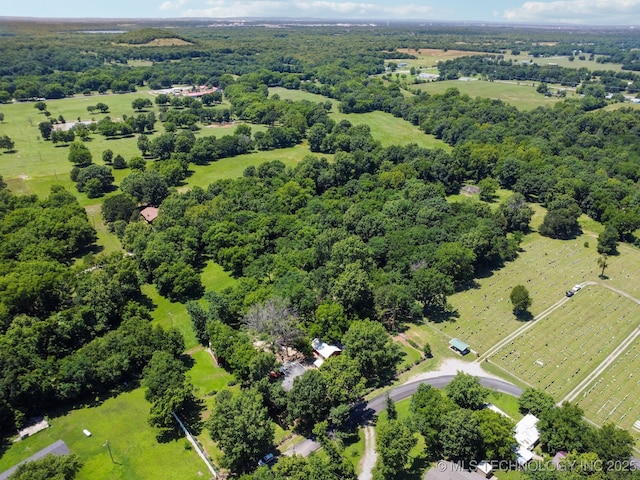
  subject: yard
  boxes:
[0,389,206,480]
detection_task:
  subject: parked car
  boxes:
[258,453,276,467]
[572,285,582,292]
[566,290,574,297]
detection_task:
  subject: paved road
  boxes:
[283,375,522,458]
[0,440,69,480]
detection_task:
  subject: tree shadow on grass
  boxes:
[397,452,431,480]
[514,310,534,322]
[424,306,460,324]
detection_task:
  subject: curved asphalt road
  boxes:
[283,375,522,457]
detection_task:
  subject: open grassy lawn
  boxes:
[0,389,204,480]
[486,391,523,421]
[394,48,490,68]
[269,87,339,109]
[492,285,640,399]
[142,283,199,350]
[411,79,573,110]
[184,144,310,189]
[188,349,235,404]
[576,341,640,448]
[502,53,624,73]
[332,110,451,151]
[269,86,450,151]
[200,260,237,292]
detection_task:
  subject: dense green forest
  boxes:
[1,19,640,479]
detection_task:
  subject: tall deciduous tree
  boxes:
[208,389,274,473]
[510,285,532,314]
[518,387,556,417]
[68,141,92,166]
[445,372,489,410]
[373,419,417,479]
[440,409,483,468]
[342,319,402,387]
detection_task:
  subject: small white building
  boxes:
[515,413,540,451]
[476,460,493,478]
[312,338,341,368]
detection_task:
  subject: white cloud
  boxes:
[179,0,431,18]
[504,0,640,24]
[160,0,190,11]
[182,0,288,17]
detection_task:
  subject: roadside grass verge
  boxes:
[0,388,204,480]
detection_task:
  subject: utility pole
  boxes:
[104,440,114,464]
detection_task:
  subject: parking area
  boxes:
[280,361,307,391]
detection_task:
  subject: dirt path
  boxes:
[359,426,377,480]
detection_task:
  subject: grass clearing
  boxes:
[486,391,523,421]
[394,48,490,68]
[411,79,573,110]
[142,283,199,350]
[0,389,204,480]
[332,110,451,151]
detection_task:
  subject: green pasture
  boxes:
[503,53,624,73]
[269,87,339,109]
[332,110,451,151]
[268,86,450,151]
[575,341,640,448]
[0,388,204,480]
[411,79,575,111]
[142,283,199,350]
[200,260,237,292]
[492,285,640,399]
[184,144,310,189]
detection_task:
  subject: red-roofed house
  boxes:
[140,206,159,223]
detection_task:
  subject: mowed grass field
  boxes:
[394,48,490,68]
[0,389,207,480]
[492,285,639,399]
[269,86,451,151]
[411,79,575,110]
[576,342,640,447]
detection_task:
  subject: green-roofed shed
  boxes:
[449,338,470,355]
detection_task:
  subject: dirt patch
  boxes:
[116,38,193,47]
[19,174,30,180]
[461,185,480,196]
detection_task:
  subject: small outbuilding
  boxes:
[312,338,341,368]
[476,461,493,478]
[140,206,159,223]
[449,338,470,355]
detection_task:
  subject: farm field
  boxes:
[491,285,639,399]
[0,388,205,480]
[575,341,640,448]
[411,79,574,110]
[503,53,624,73]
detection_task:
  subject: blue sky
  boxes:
[4,0,640,24]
